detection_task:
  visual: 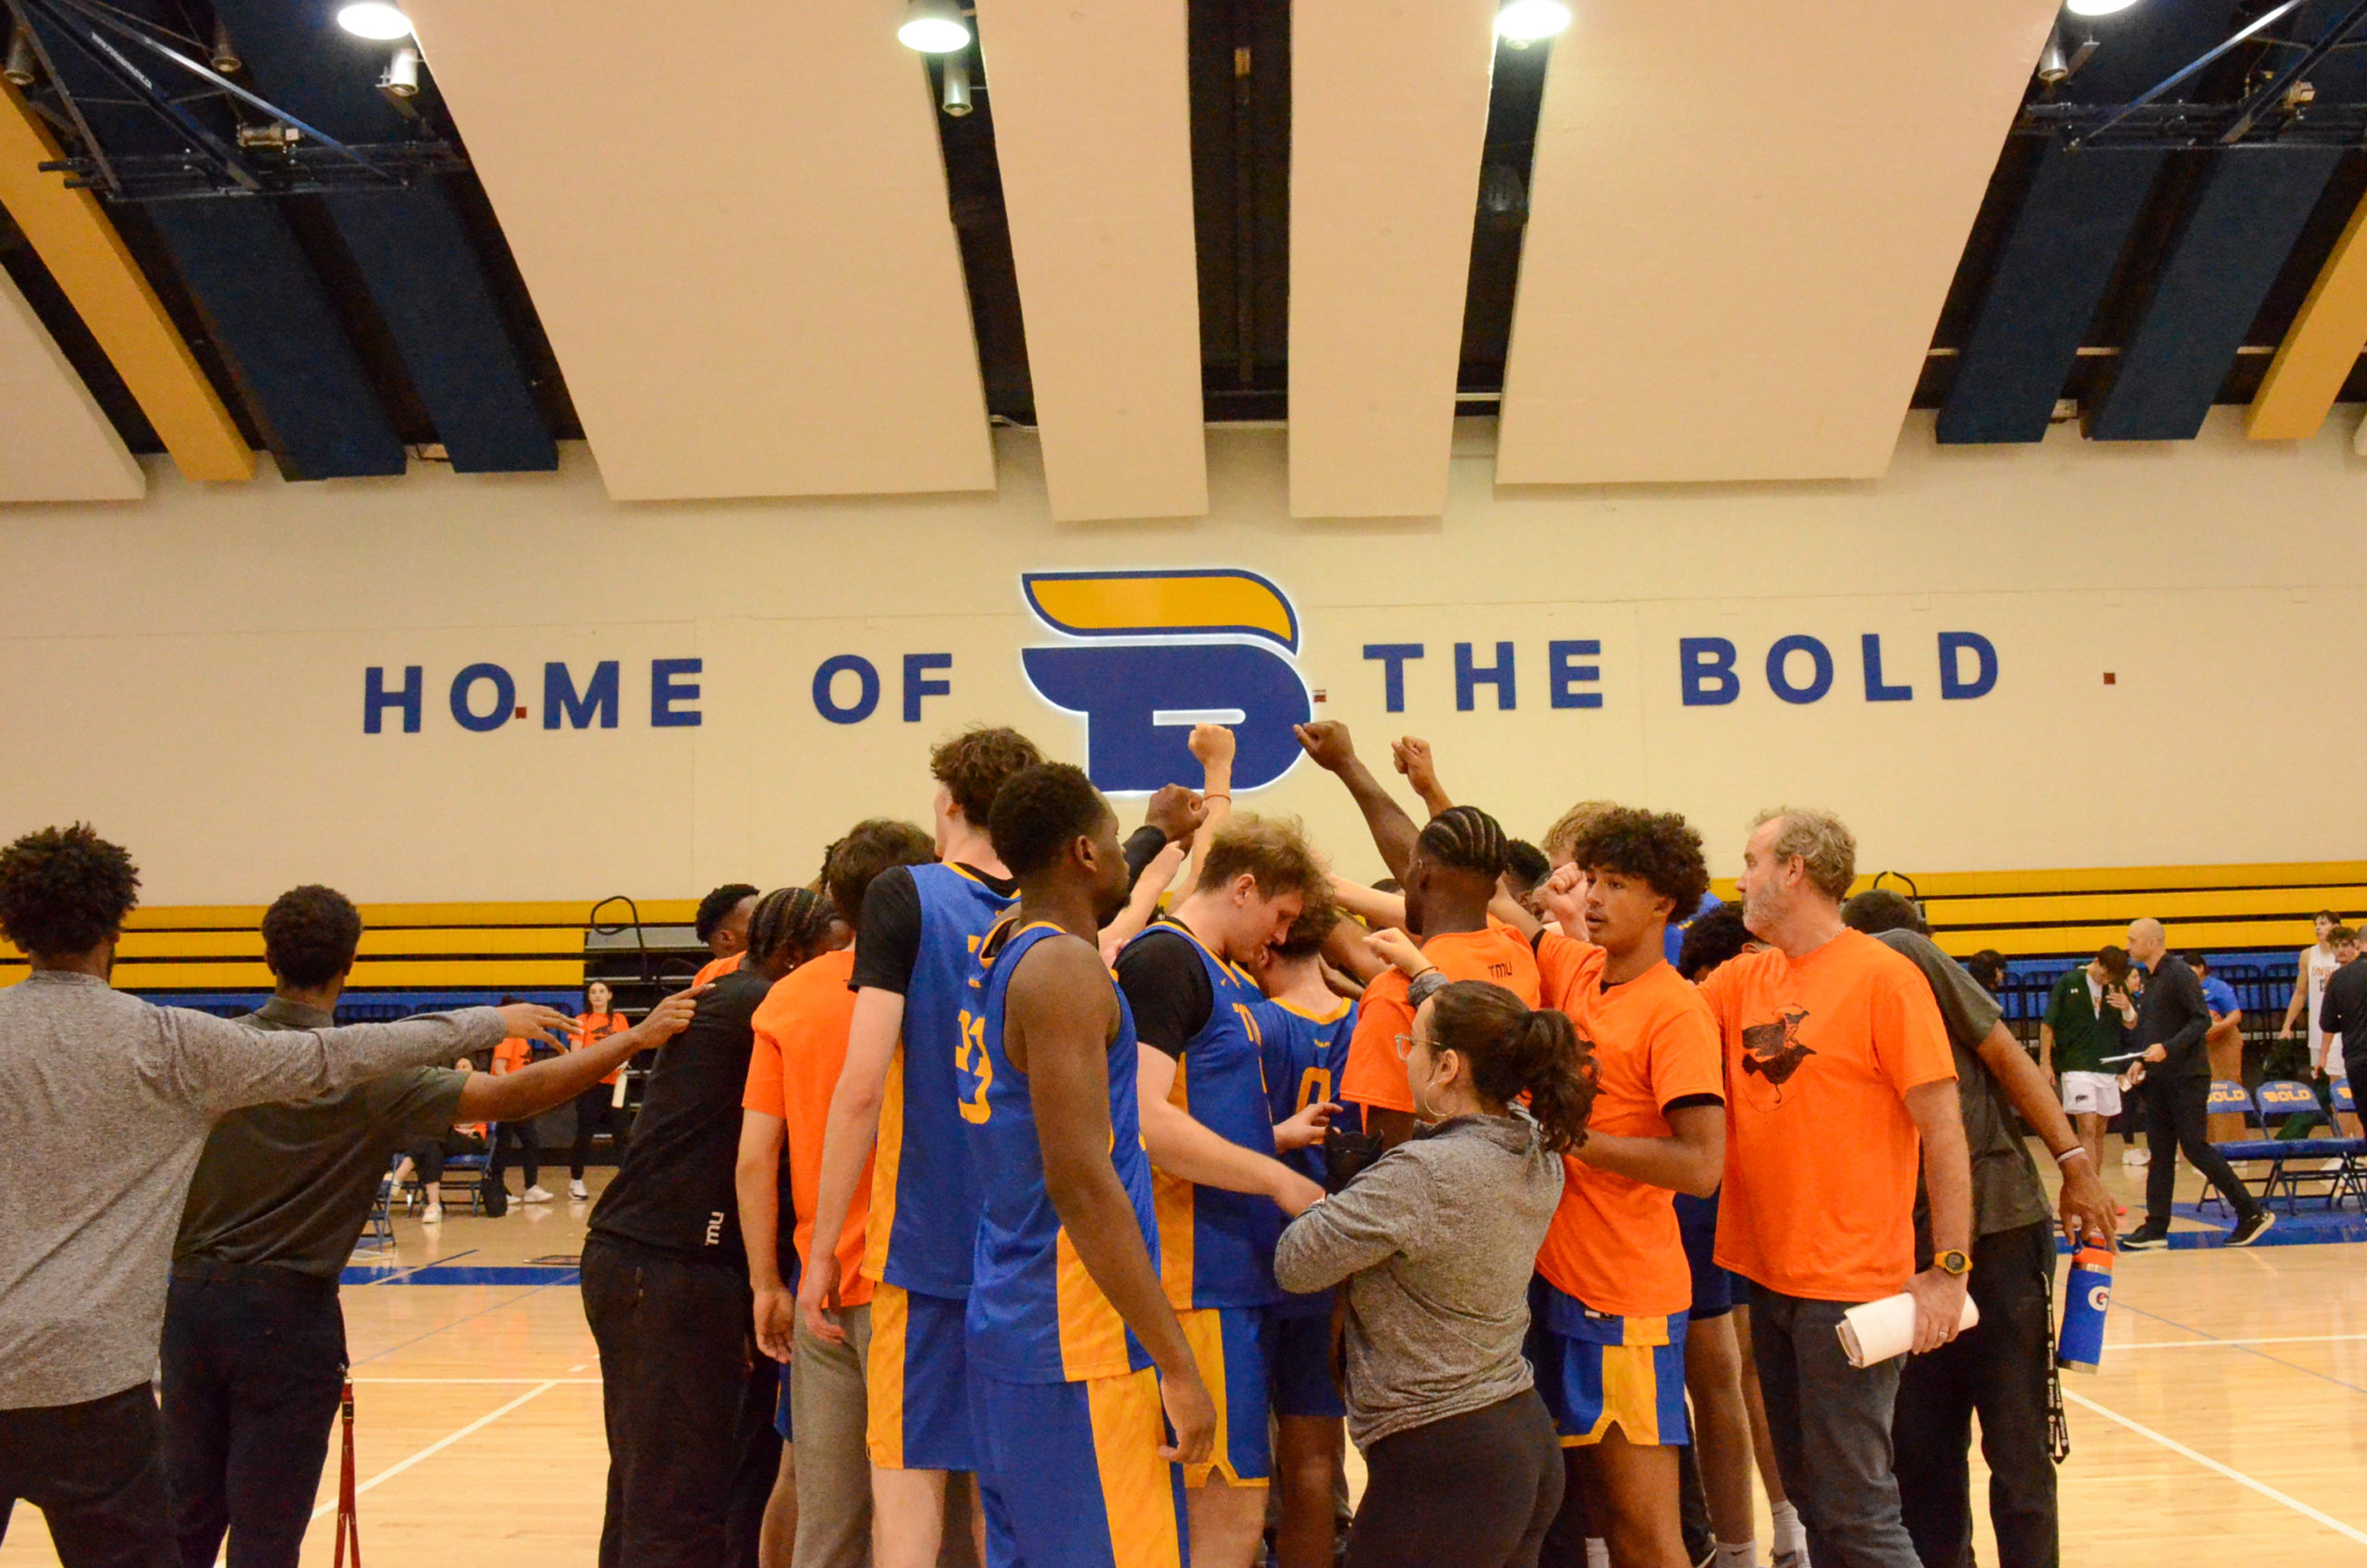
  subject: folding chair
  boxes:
[2208,1082,2361,1213]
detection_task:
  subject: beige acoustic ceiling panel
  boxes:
[1288,0,1499,519]
[0,268,143,502]
[975,0,1207,521]
[402,0,993,502]
[1496,0,2060,484]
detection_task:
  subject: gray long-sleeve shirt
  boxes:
[0,971,505,1408]
[1272,1111,1563,1448]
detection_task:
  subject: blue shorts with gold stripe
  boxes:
[866,1281,975,1472]
[973,1366,1187,1568]
[1269,1308,1344,1420]
[1177,1305,1274,1486]
[1527,1279,1689,1448]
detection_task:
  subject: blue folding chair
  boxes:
[2208,1081,2363,1212]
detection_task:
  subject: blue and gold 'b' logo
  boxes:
[1020,570,1312,793]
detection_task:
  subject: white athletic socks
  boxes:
[1714,1539,1760,1568]
[1586,1537,1611,1568]
[1770,1501,1808,1564]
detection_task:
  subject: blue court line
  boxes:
[350,1265,582,1287]
[2051,1207,2367,1252]
[2113,1299,2367,1399]
[344,1247,478,1286]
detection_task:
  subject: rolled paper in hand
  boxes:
[1836,1292,1981,1368]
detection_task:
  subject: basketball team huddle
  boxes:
[621,716,2116,1568]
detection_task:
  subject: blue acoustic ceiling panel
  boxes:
[2087,145,2344,441]
[210,0,556,472]
[1933,0,2244,445]
[19,0,405,478]
[1936,141,2165,444]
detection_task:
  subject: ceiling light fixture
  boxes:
[899,0,971,54]
[209,19,240,75]
[1496,0,1573,46]
[4,25,36,87]
[2063,0,2138,17]
[336,3,413,41]
[940,56,973,116]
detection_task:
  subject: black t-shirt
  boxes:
[1113,922,1214,1060]
[2322,957,2367,1064]
[849,863,1019,995]
[590,967,787,1270]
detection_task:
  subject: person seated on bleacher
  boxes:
[397,1059,487,1223]
[163,886,704,1568]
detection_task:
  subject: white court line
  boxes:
[351,1377,600,1384]
[307,1380,560,1522]
[2110,1333,2367,1351]
[2062,1390,2367,1546]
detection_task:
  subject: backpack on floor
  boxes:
[481,1182,508,1218]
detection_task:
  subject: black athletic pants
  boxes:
[160,1266,347,1568]
[582,1235,779,1568]
[0,1383,175,1568]
[2143,1075,2260,1225]
[1892,1221,2058,1568]
[570,1085,628,1181]
[1345,1390,1563,1568]
[488,1120,540,1189]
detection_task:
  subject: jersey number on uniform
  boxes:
[954,1009,994,1124]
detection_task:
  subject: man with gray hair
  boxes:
[2120,918,2271,1249]
[1693,808,1973,1568]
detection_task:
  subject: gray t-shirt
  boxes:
[0,972,503,1409]
[175,997,469,1280]
[1872,930,2051,1240]
[1273,1111,1564,1448]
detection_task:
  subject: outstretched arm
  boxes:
[458,990,700,1123]
[1137,1047,1322,1215]
[1101,841,1187,964]
[1391,736,1453,818]
[1172,723,1235,903]
[1012,937,1214,1465]
[1294,721,1422,885]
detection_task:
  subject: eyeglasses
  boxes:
[1393,1033,1421,1062]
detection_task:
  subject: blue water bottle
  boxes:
[2056,1246,2113,1373]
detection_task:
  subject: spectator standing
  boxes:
[2318,929,2364,1135]
[570,979,636,1199]
[166,888,697,1568]
[2315,934,2367,1096]
[2183,955,2250,1142]
[1695,809,1973,1568]
[0,825,567,1567]
[486,995,554,1206]
[2278,912,2347,1073]
[2039,949,2135,1173]
[1274,980,1588,1568]
[1841,891,2117,1568]
[2120,920,2272,1249]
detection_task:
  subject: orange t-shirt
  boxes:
[1535,948,1725,1317]
[1342,925,1542,1114]
[491,1036,530,1074]
[574,1011,632,1085]
[742,949,874,1307]
[693,952,743,987]
[1696,929,1956,1302]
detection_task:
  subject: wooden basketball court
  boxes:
[6,1156,2366,1566]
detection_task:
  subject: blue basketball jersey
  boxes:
[1254,995,1359,1319]
[1123,923,1285,1311]
[865,862,1015,1297]
[962,917,1160,1384]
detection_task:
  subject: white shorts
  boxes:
[2062,1071,2122,1118]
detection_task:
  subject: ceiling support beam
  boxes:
[2249,188,2367,441]
[975,0,1206,521]
[0,80,251,482]
[1286,0,1497,519]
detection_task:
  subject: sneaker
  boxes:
[2120,1223,2170,1250]
[522,1185,554,1204]
[421,1203,444,1224]
[2123,1147,2151,1167]
[2226,1210,2277,1247]
[570,1179,589,1200]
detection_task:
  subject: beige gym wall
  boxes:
[0,410,2353,906]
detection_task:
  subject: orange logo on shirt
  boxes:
[1740,1009,1813,1095]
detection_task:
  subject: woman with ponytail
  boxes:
[1274,979,1597,1568]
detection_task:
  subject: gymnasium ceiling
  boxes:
[7,0,2367,513]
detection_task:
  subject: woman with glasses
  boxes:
[1274,977,1598,1568]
